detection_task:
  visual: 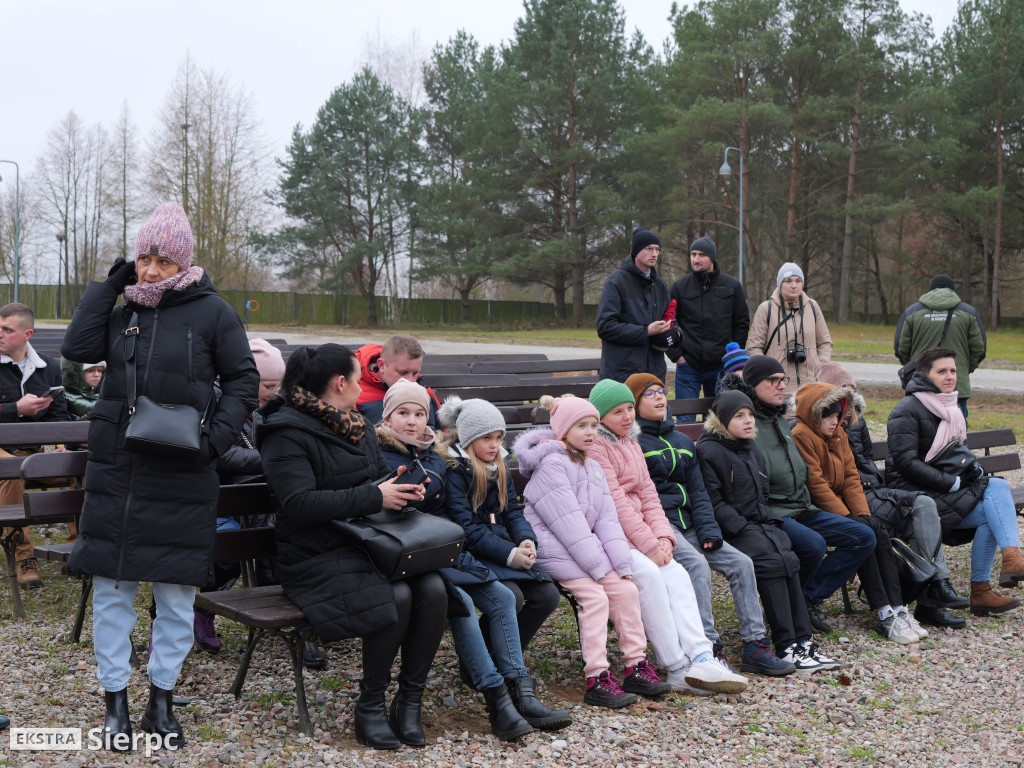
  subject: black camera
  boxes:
[787,343,806,363]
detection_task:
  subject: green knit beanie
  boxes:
[589,378,636,418]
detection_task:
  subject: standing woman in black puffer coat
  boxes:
[61,202,259,751]
[257,344,449,750]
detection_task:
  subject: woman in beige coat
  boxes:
[748,263,832,398]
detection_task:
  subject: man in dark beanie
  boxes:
[894,274,986,422]
[666,236,749,419]
[718,357,875,634]
[596,227,672,382]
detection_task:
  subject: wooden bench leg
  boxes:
[841,584,854,615]
[284,628,313,737]
[72,574,92,643]
[230,628,261,699]
[2,532,27,620]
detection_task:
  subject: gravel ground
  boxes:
[3,441,1023,767]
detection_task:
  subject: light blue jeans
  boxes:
[956,478,1021,582]
[92,576,195,692]
[449,581,528,691]
[675,526,768,644]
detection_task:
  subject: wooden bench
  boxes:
[1,421,90,618]
[194,483,318,736]
[871,428,1024,514]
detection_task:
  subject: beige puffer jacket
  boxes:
[748,288,832,398]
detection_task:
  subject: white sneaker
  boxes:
[781,643,823,672]
[684,658,748,694]
[667,668,713,695]
[878,613,920,645]
[898,609,929,639]
[801,640,840,670]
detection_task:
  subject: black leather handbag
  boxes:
[333,509,465,581]
[927,440,978,477]
[891,537,937,586]
[122,312,211,461]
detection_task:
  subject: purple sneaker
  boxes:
[622,659,671,697]
[193,608,221,654]
[584,671,637,709]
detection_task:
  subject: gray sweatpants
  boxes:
[671,525,768,644]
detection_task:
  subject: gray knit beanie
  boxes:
[437,396,506,449]
[776,262,805,290]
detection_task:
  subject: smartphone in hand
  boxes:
[47,385,65,395]
[401,459,429,487]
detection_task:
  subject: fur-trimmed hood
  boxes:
[794,382,860,433]
[375,426,414,456]
[700,409,761,443]
[513,427,567,478]
[596,419,641,445]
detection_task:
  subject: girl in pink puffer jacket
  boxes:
[586,379,748,695]
[514,397,663,709]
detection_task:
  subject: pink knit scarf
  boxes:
[123,266,205,308]
[913,390,967,462]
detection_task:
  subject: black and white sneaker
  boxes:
[801,640,840,671]
[780,642,823,672]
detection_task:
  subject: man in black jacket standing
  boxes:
[668,237,749,419]
[1,302,71,588]
[596,227,674,382]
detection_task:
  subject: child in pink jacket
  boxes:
[587,379,748,695]
[515,396,667,708]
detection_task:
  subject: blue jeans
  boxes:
[449,582,528,691]
[957,478,1021,582]
[674,363,722,422]
[92,576,195,691]
[781,512,876,604]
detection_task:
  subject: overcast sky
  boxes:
[2,0,959,189]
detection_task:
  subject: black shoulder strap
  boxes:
[764,304,798,352]
[123,312,140,414]
[938,308,955,346]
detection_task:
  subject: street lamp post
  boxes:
[0,160,21,303]
[56,232,66,319]
[719,147,744,287]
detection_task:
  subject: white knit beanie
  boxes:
[438,396,506,449]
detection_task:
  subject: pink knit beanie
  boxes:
[382,379,431,422]
[549,396,600,440]
[136,202,194,269]
[249,339,285,381]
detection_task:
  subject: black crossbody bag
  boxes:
[122,311,212,461]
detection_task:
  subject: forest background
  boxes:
[2,0,1021,329]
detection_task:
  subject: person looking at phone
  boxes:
[1,301,71,588]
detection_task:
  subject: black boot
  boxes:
[506,676,572,730]
[388,687,425,746]
[914,604,967,629]
[481,684,533,741]
[928,578,970,609]
[103,689,132,752]
[140,684,184,749]
[354,680,400,750]
[301,634,327,670]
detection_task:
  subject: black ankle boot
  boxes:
[388,687,425,746]
[355,682,400,750]
[506,676,572,730]
[928,578,970,609]
[481,684,533,741]
[103,689,132,752]
[140,684,184,749]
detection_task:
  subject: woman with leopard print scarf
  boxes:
[257,343,448,750]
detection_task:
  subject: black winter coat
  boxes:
[885,372,983,545]
[1,344,70,450]
[596,256,670,382]
[636,415,723,547]
[696,415,799,580]
[61,275,258,585]
[441,434,550,585]
[258,401,403,643]
[216,411,264,485]
[667,268,749,370]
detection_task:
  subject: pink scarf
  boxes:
[913,390,967,462]
[124,266,205,308]
[379,423,435,451]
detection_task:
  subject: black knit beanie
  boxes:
[930,274,955,290]
[742,355,786,388]
[630,227,661,259]
[689,236,717,264]
[711,390,755,427]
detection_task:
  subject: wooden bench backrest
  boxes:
[435,382,594,404]
[0,421,91,448]
[870,428,1018,462]
[470,358,601,375]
